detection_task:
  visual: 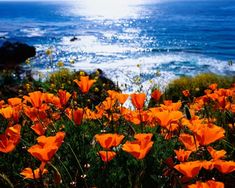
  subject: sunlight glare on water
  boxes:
[68,0,153,20]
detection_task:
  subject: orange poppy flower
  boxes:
[190,100,204,111]
[8,97,22,107]
[99,97,116,111]
[31,122,46,136]
[0,100,4,108]
[174,160,202,178]
[182,90,190,97]
[155,110,172,127]
[23,105,48,122]
[183,117,203,132]
[131,93,146,110]
[20,167,48,179]
[179,133,199,152]
[209,83,218,91]
[28,144,58,162]
[6,99,22,121]
[74,76,96,93]
[6,124,21,144]
[187,180,224,188]
[98,151,116,162]
[201,160,215,171]
[95,133,124,149]
[83,107,102,120]
[23,91,44,108]
[216,88,228,97]
[73,108,84,125]
[212,96,226,109]
[51,112,61,121]
[151,89,162,101]
[37,132,65,147]
[208,180,224,188]
[204,89,212,95]
[160,129,174,140]
[117,93,129,105]
[120,107,133,121]
[228,123,235,130]
[0,124,21,153]
[107,90,118,99]
[65,108,84,125]
[0,134,16,153]
[163,100,173,106]
[154,110,183,129]
[160,101,182,111]
[65,108,72,119]
[28,132,65,162]
[102,112,120,122]
[195,123,225,146]
[174,149,192,162]
[122,134,153,160]
[214,160,235,174]
[0,106,14,119]
[6,124,21,135]
[43,93,57,104]
[58,89,71,107]
[224,88,234,97]
[134,133,153,142]
[207,146,226,160]
[121,108,149,125]
[137,110,149,123]
[225,103,235,113]
[207,93,219,102]
[123,109,141,125]
[43,92,54,101]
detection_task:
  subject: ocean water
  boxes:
[0,0,235,92]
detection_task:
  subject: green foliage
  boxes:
[165,73,235,101]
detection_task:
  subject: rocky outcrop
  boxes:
[0,41,36,68]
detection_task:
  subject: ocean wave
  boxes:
[59,35,142,54]
[20,27,45,37]
[0,32,8,37]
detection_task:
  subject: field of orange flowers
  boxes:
[0,73,235,187]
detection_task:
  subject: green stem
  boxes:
[20,138,31,147]
[67,143,84,175]
[55,154,73,182]
[67,143,88,188]
[0,173,14,188]
[48,162,62,184]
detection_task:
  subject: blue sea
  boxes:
[0,0,235,92]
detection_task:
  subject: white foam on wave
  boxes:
[0,32,8,37]
[20,28,45,37]
[103,30,139,41]
[196,56,235,73]
[60,35,142,54]
[123,28,140,33]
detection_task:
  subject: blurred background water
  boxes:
[0,0,234,92]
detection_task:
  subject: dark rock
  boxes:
[0,41,36,68]
[70,36,78,42]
